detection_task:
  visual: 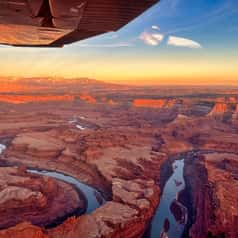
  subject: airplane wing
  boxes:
[0,0,159,47]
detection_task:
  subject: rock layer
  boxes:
[184,153,238,238]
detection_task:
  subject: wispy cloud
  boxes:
[152,25,160,30]
[161,1,236,36]
[76,42,132,48]
[139,27,201,50]
[105,34,119,40]
[167,36,202,49]
[139,32,164,46]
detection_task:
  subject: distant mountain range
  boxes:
[1,76,238,97]
[0,77,126,94]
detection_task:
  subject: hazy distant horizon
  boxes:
[0,75,238,87]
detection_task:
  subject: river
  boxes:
[27,169,106,214]
[144,159,188,238]
[28,159,187,236]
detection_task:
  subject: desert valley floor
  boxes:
[0,78,237,238]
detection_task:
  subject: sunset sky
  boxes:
[0,0,238,85]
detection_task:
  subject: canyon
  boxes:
[0,77,237,238]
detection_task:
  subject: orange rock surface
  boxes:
[133,99,176,108]
[208,103,229,116]
[79,95,97,104]
[0,95,74,104]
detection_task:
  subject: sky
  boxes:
[0,0,238,85]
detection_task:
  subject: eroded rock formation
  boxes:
[184,153,238,238]
[0,80,237,238]
[0,167,84,229]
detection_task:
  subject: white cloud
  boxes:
[140,32,164,46]
[152,25,160,30]
[152,33,164,41]
[167,36,202,49]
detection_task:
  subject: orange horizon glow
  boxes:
[0,65,237,86]
[1,72,238,86]
[0,75,238,86]
[0,47,237,86]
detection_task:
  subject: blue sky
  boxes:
[74,0,238,50]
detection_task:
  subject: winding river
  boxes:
[27,169,106,214]
[144,159,188,238]
[28,160,187,237]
